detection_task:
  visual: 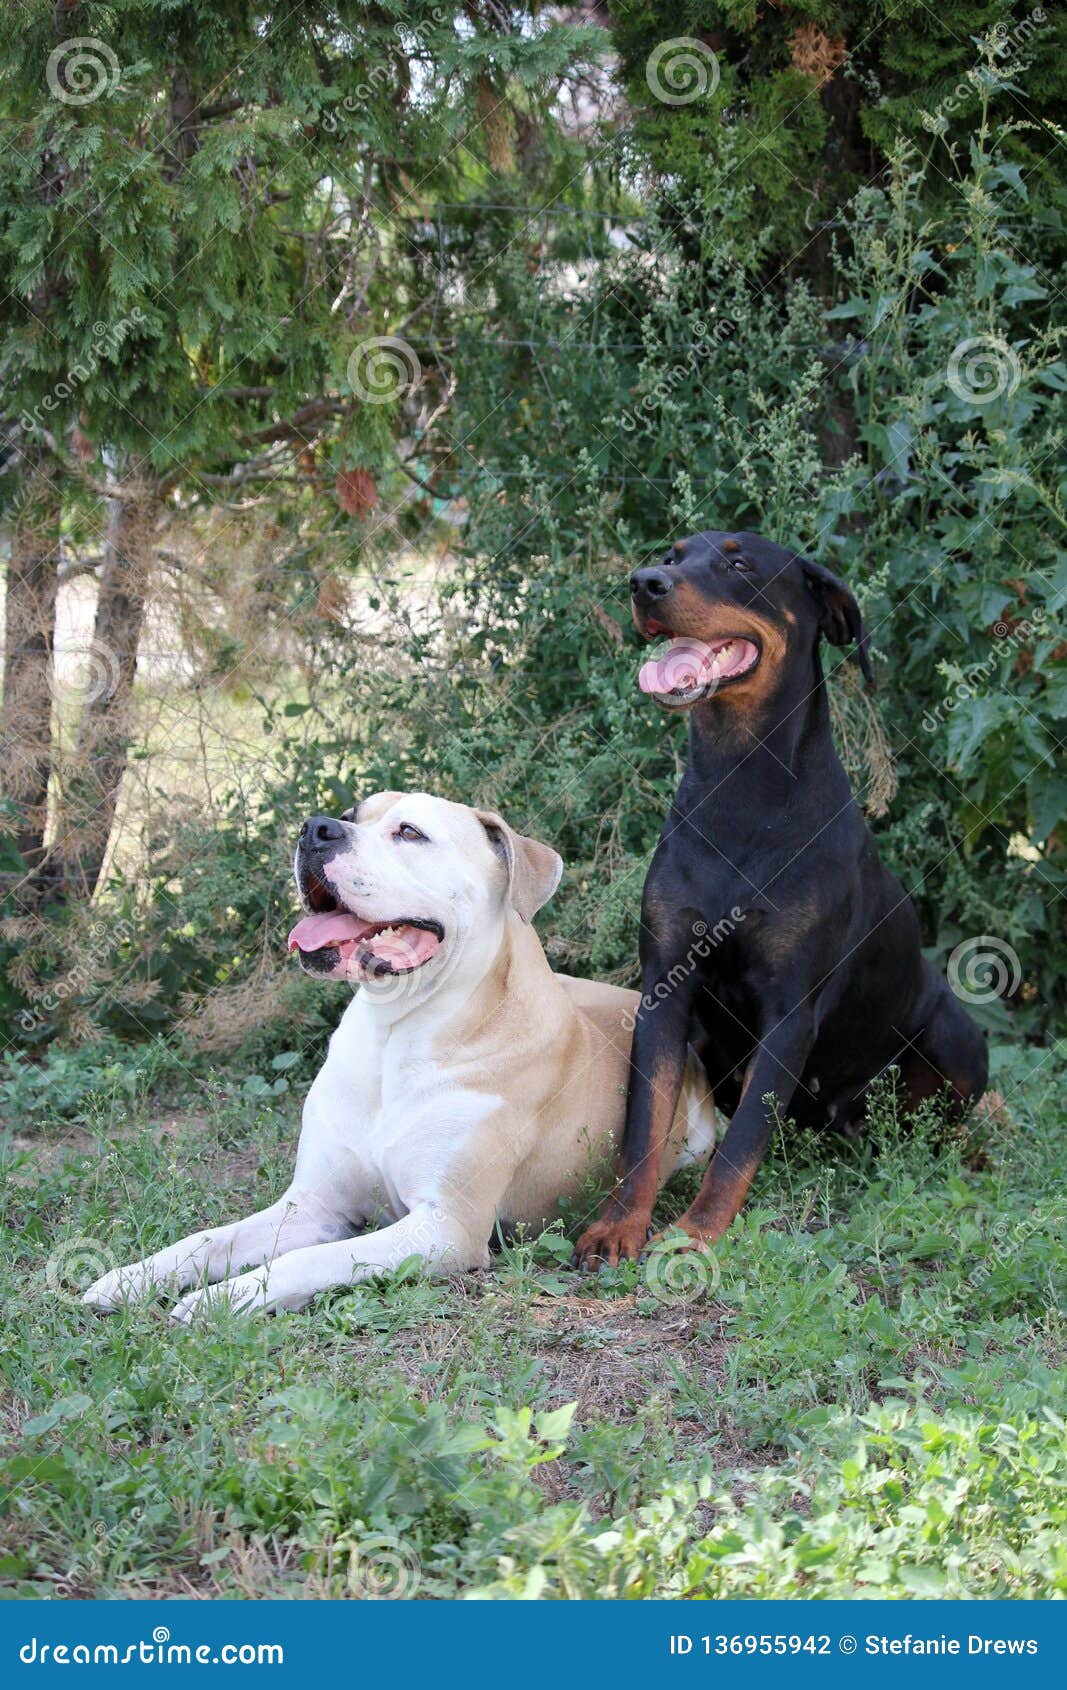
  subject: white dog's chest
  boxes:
[295,1001,501,1225]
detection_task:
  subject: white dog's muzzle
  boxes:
[290,814,446,983]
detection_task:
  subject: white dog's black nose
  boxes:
[300,815,347,848]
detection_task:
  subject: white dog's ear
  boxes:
[350,791,404,824]
[476,811,564,921]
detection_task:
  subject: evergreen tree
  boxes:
[606,2,1067,279]
[0,1,602,902]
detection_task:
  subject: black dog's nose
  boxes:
[300,815,346,848]
[630,568,673,602]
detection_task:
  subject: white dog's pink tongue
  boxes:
[366,925,441,968]
[288,911,369,953]
[288,913,442,968]
[638,637,719,696]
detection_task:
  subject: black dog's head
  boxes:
[628,530,872,712]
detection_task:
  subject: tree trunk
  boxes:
[57,463,156,900]
[0,447,61,905]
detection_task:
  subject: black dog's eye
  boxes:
[729,557,752,573]
[394,822,427,843]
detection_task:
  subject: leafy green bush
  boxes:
[0,1036,177,1130]
[476,1398,1067,1598]
[224,119,1063,1033]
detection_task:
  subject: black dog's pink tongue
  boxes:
[638,638,718,696]
[288,912,369,953]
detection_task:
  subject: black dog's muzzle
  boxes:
[629,567,674,610]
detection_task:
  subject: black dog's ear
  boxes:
[800,557,874,687]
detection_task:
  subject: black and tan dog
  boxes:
[576,530,988,1269]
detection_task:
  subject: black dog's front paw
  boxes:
[573,1214,651,1272]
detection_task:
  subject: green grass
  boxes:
[1,1040,1065,1599]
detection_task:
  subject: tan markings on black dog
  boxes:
[748,900,822,969]
[657,582,790,716]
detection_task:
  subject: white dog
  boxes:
[84,792,716,1319]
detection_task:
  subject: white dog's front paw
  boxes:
[170,1271,273,1324]
[81,1264,152,1311]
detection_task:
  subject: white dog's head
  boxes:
[288,791,563,1005]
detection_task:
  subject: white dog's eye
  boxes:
[394,822,428,843]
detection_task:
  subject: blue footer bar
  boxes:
[1,1600,1062,1685]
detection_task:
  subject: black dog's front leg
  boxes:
[677,1004,815,1244]
[574,975,695,1269]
